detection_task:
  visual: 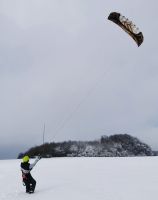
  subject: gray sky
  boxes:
[0,0,158,159]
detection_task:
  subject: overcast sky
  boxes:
[0,0,158,159]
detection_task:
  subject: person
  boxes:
[21,155,41,193]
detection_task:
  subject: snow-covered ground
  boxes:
[0,157,158,200]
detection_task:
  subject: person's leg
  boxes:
[29,176,36,192]
[23,179,31,193]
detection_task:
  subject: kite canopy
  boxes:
[108,12,144,46]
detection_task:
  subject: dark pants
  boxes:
[23,175,36,193]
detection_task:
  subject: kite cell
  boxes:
[108,12,144,46]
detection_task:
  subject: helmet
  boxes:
[22,155,29,163]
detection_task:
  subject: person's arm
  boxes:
[29,156,41,170]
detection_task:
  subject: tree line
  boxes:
[18,134,154,159]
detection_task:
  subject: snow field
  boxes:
[0,157,158,200]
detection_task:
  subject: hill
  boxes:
[18,134,153,158]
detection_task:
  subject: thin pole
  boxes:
[43,123,45,145]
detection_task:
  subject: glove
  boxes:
[22,181,26,186]
[35,155,41,162]
[38,155,42,160]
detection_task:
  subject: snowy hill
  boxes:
[0,157,158,200]
[19,134,153,158]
